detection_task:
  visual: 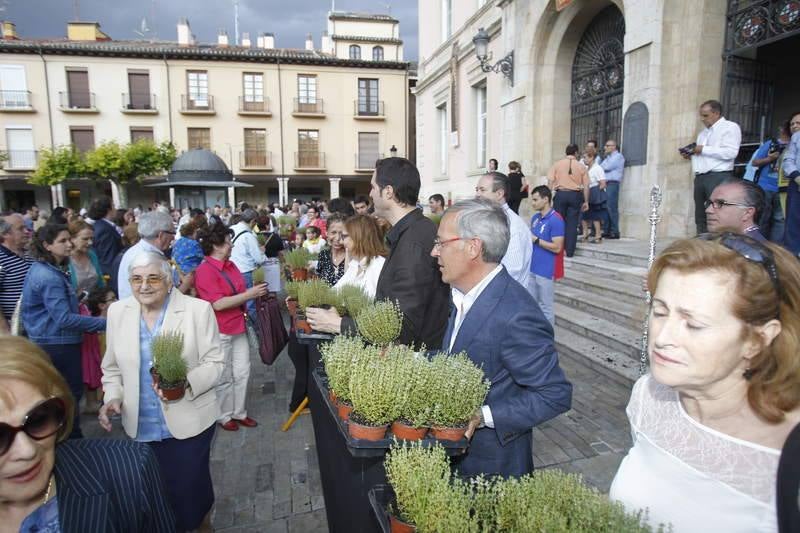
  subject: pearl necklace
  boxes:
[42,475,53,506]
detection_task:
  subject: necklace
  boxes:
[42,475,53,506]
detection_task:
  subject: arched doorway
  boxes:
[570,5,625,149]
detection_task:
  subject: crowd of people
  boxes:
[0,150,798,532]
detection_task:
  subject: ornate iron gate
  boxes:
[570,5,625,150]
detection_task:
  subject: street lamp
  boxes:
[472,27,514,86]
[390,145,398,157]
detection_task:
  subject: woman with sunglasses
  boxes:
[21,224,107,439]
[0,336,175,531]
[99,252,224,532]
[610,233,800,532]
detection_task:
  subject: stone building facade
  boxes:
[415,0,799,238]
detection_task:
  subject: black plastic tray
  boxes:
[312,369,469,458]
[296,330,336,344]
[367,485,394,533]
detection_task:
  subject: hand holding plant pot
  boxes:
[297,279,337,333]
[150,331,188,402]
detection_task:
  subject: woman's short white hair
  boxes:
[128,251,172,279]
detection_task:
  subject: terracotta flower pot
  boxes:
[348,419,388,441]
[328,389,337,404]
[390,514,416,533]
[158,381,187,402]
[336,401,353,421]
[291,268,309,281]
[294,314,313,334]
[430,426,467,442]
[391,421,427,441]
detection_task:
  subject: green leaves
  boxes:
[29,146,84,186]
[283,247,313,270]
[296,278,336,310]
[427,352,490,428]
[151,330,187,385]
[355,299,403,347]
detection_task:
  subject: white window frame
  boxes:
[475,85,487,169]
[5,125,34,169]
[243,72,264,103]
[187,71,208,107]
[438,104,448,176]
[298,75,317,104]
[0,65,28,109]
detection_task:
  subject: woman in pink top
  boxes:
[194,223,267,432]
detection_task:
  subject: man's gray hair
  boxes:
[446,198,509,263]
[242,208,258,223]
[0,218,11,236]
[137,211,174,239]
[128,251,172,278]
[484,171,510,202]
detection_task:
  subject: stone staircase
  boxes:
[553,239,660,386]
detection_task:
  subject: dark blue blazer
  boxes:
[443,267,572,478]
[92,218,123,277]
[54,439,176,532]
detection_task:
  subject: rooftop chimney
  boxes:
[217,30,229,47]
[321,30,331,54]
[1,21,18,40]
[305,33,314,51]
[264,32,275,49]
[241,32,251,47]
[177,18,193,46]
[67,21,110,41]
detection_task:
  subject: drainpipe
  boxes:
[162,53,174,143]
[277,57,286,204]
[38,47,60,208]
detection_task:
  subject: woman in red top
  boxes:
[194,223,267,431]
[305,205,327,238]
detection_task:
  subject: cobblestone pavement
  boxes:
[84,343,634,531]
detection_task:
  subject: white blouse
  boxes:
[333,256,385,299]
[610,374,779,533]
[587,162,606,188]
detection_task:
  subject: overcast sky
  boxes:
[1,0,418,60]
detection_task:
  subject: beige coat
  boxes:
[101,289,224,440]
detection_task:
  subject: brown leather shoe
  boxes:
[220,420,239,431]
[235,416,258,428]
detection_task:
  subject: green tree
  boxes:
[29,146,85,186]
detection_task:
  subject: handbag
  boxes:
[588,186,608,207]
[252,293,288,365]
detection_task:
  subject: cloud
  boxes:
[4,0,418,59]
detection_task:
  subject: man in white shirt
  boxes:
[116,211,176,299]
[683,99,742,234]
[431,198,572,478]
[475,172,532,286]
[230,208,267,316]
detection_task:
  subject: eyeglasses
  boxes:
[433,236,465,250]
[0,398,66,456]
[704,199,752,210]
[697,232,782,310]
[129,274,166,287]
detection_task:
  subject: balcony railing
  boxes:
[293,98,324,115]
[355,152,383,171]
[59,91,97,111]
[240,150,273,169]
[238,97,271,114]
[295,151,325,169]
[354,100,384,117]
[2,150,38,170]
[122,93,157,111]
[181,94,215,113]
[0,90,33,111]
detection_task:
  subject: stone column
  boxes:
[329,176,341,199]
[50,184,64,209]
[169,187,176,209]
[277,177,290,206]
[227,186,236,209]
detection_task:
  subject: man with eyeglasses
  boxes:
[116,211,177,299]
[600,139,625,239]
[705,178,766,241]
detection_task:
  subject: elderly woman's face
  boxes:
[0,380,59,506]
[649,269,755,392]
[130,263,170,307]
[327,221,345,250]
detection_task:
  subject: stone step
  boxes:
[564,255,648,286]
[554,302,642,361]
[554,325,639,387]
[554,284,646,331]
[559,270,645,308]
[573,244,650,268]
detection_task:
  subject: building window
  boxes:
[186,70,209,108]
[0,65,29,109]
[475,85,487,168]
[244,128,267,166]
[298,129,320,167]
[357,78,380,115]
[297,75,317,104]
[187,127,211,150]
[130,127,154,143]
[372,46,384,61]
[127,70,151,109]
[65,68,91,108]
[357,132,379,169]
[243,72,264,111]
[5,127,35,169]
[349,44,362,59]
[441,0,452,41]
[69,126,95,154]
[438,105,448,175]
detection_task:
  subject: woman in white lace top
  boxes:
[610,233,800,533]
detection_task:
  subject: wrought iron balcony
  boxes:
[0,90,33,111]
[355,153,383,171]
[295,151,325,169]
[58,91,97,112]
[240,150,273,169]
[180,94,215,113]
[1,150,39,170]
[292,98,325,116]
[122,93,157,112]
[238,97,271,115]
[354,100,385,118]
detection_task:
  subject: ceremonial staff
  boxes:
[639,185,662,375]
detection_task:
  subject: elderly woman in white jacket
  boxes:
[99,251,224,532]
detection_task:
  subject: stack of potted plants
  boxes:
[381,441,659,533]
[283,247,313,281]
[149,331,188,401]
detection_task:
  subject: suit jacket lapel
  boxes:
[160,290,185,336]
[442,302,457,351]
[450,272,507,354]
[123,297,142,375]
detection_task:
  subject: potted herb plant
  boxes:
[355,300,404,349]
[320,335,379,421]
[150,331,188,401]
[284,280,301,318]
[283,247,312,280]
[335,284,372,319]
[296,279,336,334]
[386,347,430,441]
[348,349,393,441]
[427,352,490,441]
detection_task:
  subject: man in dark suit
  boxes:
[432,198,572,478]
[88,197,123,277]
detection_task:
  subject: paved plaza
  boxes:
[84,332,635,532]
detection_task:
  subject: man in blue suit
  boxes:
[88,196,123,277]
[431,198,572,478]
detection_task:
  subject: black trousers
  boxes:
[287,333,308,411]
[42,343,83,439]
[553,190,584,257]
[693,171,732,234]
